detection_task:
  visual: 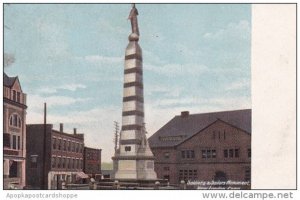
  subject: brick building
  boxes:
[83,147,101,180]
[149,109,251,187]
[26,124,87,189]
[3,73,27,189]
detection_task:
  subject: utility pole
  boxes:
[43,103,47,189]
[113,121,119,154]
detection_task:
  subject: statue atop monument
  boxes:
[128,3,140,36]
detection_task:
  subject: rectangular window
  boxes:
[164,152,170,159]
[186,150,190,158]
[235,149,240,158]
[245,168,251,182]
[248,148,251,158]
[17,136,21,150]
[12,90,16,101]
[58,157,61,168]
[224,149,228,158]
[63,140,67,151]
[17,92,20,102]
[68,141,71,151]
[125,146,131,152]
[212,150,216,158]
[62,158,65,168]
[12,135,17,149]
[58,139,61,150]
[181,151,185,158]
[52,157,56,168]
[229,149,234,158]
[207,150,211,158]
[202,150,206,158]
[163,166,170,171]
[53,138,56,149]
[191,150,195,158]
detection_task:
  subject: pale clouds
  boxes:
[149,96,251,110]
[84,55,123,65]
[145,62,208,76]
[27,94,90,111]
[38,84,86,94]
[226,78,250,91]
[203,20,251,40]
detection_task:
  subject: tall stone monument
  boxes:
[113,4,157,180]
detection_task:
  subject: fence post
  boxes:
[180,180,186,190]
[89,178,97,190]
[113,180,120,189]
[154,181,160,190]
[61,181,66,190]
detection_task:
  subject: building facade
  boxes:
[3,73,27,189]
[149,109,251,187]
[26,124,87,189]
[83,147,101,180]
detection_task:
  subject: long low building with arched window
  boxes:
[148,109,251,188]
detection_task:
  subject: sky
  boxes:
[4,4,251,162]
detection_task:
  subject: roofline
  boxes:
[151,118,251,149]
[173,108,251,117]
[174,118,251,147]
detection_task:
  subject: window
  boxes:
[235,149,240,158]
[186,150,190,158]
[179,169,198,181]
[223,130,226,140]
[73,159,75,169]
[30,155,38,168]
[17,92,20,102]
[9,114,21,128]
[248,148,251,158]
[164,152,170,159]
[181,151,185,158]
[191,150,195,158]
[212,150,216,158]
[229,149,234,158]
[68,158,71,169]
[12,135,17,149]
[17,136,20,150]
[224,148,239,158]
[58,139,61,150]
[163,166,170,171]
[125,146,131,152]
[62,158,65,168]
[63,140,67,151]
[57,157,61,168]
[245,168,251,182]
[182,150,195,159]
[12,90,16,101]
[53,138,57,149]
[202,149,216,159]
[224,149,228,158]
[202,150,206,158]
[52,157,56,168]
[207,150,211,158]
[163,175,170,181]
[67,141,71,151]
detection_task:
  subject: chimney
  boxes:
[181,111,189,118]
[73,128,77,135]
[60,123,63,133]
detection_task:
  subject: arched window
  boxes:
[9,114,22,128]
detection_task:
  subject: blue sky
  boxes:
[4,4,251,162]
